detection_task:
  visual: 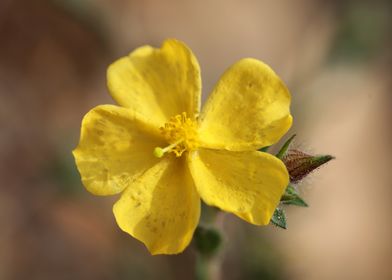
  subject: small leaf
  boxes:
[281,185,309,207]
[285,184,297,195]
[194,226,222,256]
[282,194,308,207]
[271,208,287,229]
[276,134,296,159]
[259,146,271,152]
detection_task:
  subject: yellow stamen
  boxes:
[152,112,199,158]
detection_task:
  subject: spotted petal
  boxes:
[107,39,201,127]
[113,157,200,255]
[73,105,164,196]
[188,149,288,225]
[199,58,292,151]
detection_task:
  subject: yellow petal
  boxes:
[199,58,292,151]
[113,157,200,255]
[188,149,288,225]
[107,39,201,126]
[73,105,164,196]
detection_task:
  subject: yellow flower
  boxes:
[73,39,292,255]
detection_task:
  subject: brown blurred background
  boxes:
[0,0,391,279]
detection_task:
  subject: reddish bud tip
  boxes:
[283,149,334,183]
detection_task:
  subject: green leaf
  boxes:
[276,134,296,159]
[285,184,297,195]
[194,226,222,256]
[271,208,287,229]
[282,194,308,207]
[259,145,271,152]
[281,185,308,207]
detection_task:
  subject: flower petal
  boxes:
[188,149,288,225]
[113,157,200,255]
[73,105,164,196]
[199,58,292,151]
[107,39,201,126]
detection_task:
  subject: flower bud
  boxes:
[194,226,222,256]
[283,149,334,183]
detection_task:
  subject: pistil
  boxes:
[153,139,184,158]
[152,112,199,158]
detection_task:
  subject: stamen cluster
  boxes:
[155,112,199,157]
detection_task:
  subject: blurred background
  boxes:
[0,0,391,279]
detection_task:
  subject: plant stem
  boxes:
[194,206,224,280]
[195,254,209,280]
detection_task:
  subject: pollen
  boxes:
[153,112,199,158]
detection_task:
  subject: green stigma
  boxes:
[153,147,165,158]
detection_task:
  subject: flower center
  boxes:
[153,112,199,158]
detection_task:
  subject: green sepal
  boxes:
[276,134,296,159]
[270,208,287,229]
[194,226,222,256]
[281,185,308,207]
